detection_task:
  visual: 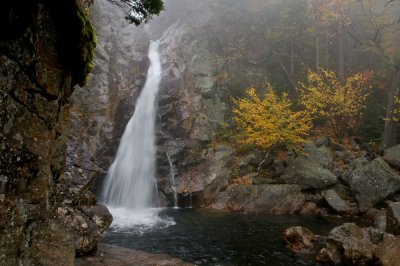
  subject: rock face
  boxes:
[66,0,284,207]
[343,157,400,212]
[0,0,110,264]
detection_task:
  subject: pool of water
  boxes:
[101,208,337,265]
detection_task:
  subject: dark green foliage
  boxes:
[75,6,96,86]
[358,89,387,144]
[48,0,96,88]
[107,0,164,26]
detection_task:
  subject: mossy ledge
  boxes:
[51,0,96,87]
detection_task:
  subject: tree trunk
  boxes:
[337,23,345,84]
[383,67,400,148]
[290,40,295,76]
[316,36,320,69]
[325,31,330,67]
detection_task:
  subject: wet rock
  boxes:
[323,189,352,214]
[387,201,400,235]
[373,236,400,266]
[224,184,305,214]
[343,157,400,212]
[75,244,192,266]
[283,226,318,254]
[280,157,338,190]
[316,223,394,265]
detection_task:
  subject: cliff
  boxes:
[0,0,111,265]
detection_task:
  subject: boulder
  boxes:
[323,190,352,214]
[283,226,318,254]
[57,204,112,255]
[384,144,400,164]
[280,157,338,190]
[361,208,387,232]
[316,223,394,265]
[239,153,261,174]
[343,157,400,212]
[387,201,400,235]
[315,136,330,147]
[373,236,400,266]
[302,142,334,169]
[224,184,305,214]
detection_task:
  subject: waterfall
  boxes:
[166,153,178,208]
[101,40,161,210]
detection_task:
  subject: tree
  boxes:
[299,68,369,136]
[232,85,311,150]
[107,0,164,26]
[344,0,400,147]
[311,0,353,84]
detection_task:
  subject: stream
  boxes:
[102,208,338,265]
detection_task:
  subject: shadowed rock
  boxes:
[75,244,192,266]
[280,157,338,190]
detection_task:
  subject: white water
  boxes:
[101,40,162,211]
[107,207,176,235]
[166,153,178,208]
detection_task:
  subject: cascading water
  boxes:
[166,153,178,208]
[100,41,175,230]
[101,40,161,210]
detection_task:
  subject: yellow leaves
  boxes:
[299,68,369,136]
[232,84,311,150]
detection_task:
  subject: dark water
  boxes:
[102,208,337,265]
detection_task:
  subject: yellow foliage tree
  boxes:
[299,68,368,136]
[232,85,311,150]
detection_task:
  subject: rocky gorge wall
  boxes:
[0,0,111,265]
[74,0,273,206]
[68,0,400,220]
[76,0,400,215]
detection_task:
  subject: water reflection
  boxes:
[102,208,338,265]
